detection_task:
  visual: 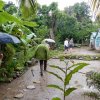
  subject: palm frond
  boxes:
[19,0,37,18]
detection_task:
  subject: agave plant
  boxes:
[47,60,88,100]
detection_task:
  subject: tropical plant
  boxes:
[47,60,88,100]
[16,0,37,19]
[0,0,38,82]
[86,71,100,92]
[3,2,17,15]
[85,71,100,99]
[0,0,37,28]
[2,44,15,67]
[0,44,15,80]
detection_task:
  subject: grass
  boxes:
[49,49,63,58]
[83,92,100,100]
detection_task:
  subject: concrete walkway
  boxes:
[0,47,100,100]
[63,46,100,55]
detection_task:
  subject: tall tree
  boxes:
[56,11,77,42]
[34,2,58,40]
[65,2,90,22]
[64,2,95,44]
[48,2,58,39]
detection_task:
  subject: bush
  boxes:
[2,44,15,67]
[86,71,100,92]
[33,38,42,44]
[0,44,36,82]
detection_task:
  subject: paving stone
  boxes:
[14,93,24,98]
[26,85,35,90]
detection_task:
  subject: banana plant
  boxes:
[47,60,89,100]
[0,0,4,11]
[0,0,37,27]
[16,0,37,19]
[0,0,38,42]
[0,11,37,27]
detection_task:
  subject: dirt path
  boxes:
[0,47,100,100]
[65,46,100,55]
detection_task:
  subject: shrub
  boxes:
[86,71,100,92]
[2,44,15,67]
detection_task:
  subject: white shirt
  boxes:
[64,40,68,47]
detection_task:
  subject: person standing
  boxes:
[69,38,74,53]
[64,38,69,53]
[34,43,49,76]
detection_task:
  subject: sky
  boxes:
[37,0,89,10]
[3,0,89,10]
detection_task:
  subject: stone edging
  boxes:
[52,54,100,61]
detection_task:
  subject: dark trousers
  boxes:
[39,60,47,76]
[64,46,68,51]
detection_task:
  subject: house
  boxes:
[90,29,100,50]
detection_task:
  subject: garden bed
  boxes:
[53,54,100,61]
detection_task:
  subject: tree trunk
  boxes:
[49,28,55,40]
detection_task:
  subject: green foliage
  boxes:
[48,61,88,100]
[34,2,59,39]
[0,11,37,27]
[50,65,65,73]
[0,0,38,82]
[35,25,49,39]
[52,97,61,100]
[20,0,37,19]
[33,38,42,44]
[49,50,63,58]
[48,71,64,82]
[64,63,88,85]
[15,46,35,65]
[0,0,5,11]
[15,51,26,67]
[33,1,98,44]
[56,11,78,42]
[22,21,37,27]
[6,59,16,77]
[86,71,100,92]
[0,45,35,82]
[0,11,21,24]
[0,68,7,77]
[3,3,17,14]
[58,54,100,61]
[84,91,100,100]
[64,87,76,96]
[0,44,16,80]
[48,84,64,92]
[64,2,96,44]
[2,44,15,67]
[0,0,37,42]
[0,1,37,28]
